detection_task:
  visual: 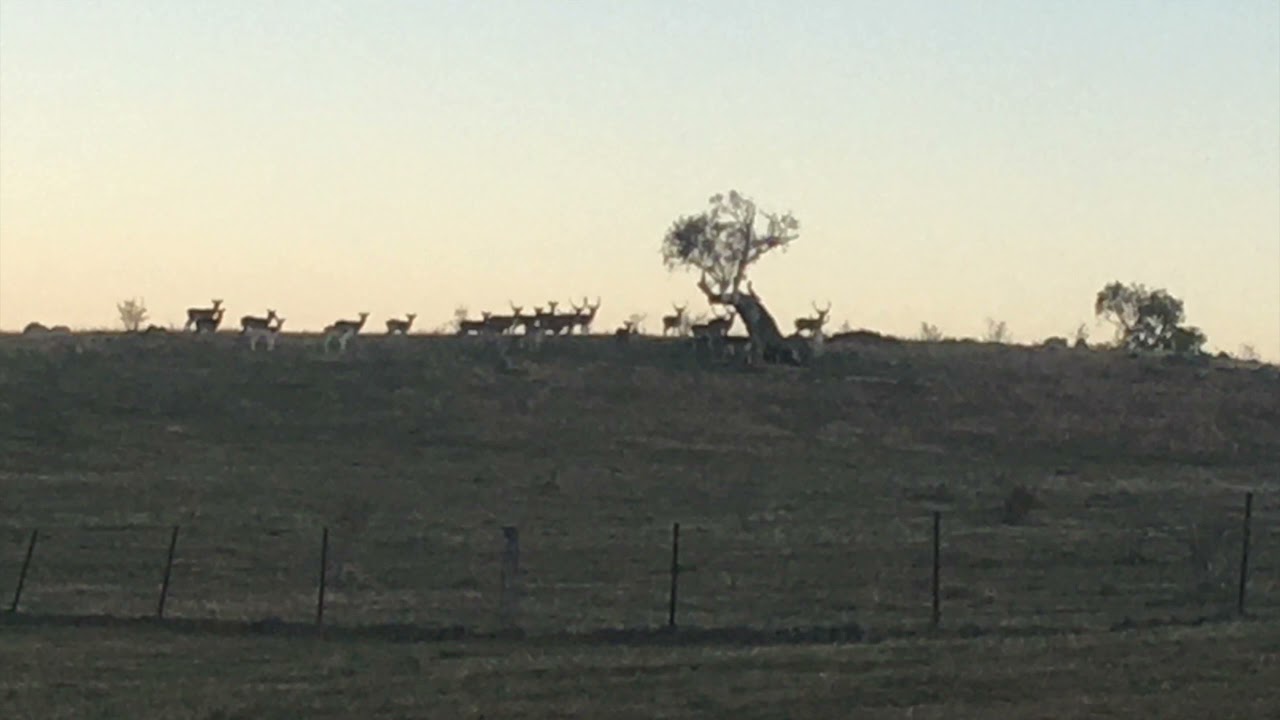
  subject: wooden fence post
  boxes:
[316,527,329,627]
[9,529,38,614]
[156,525,180,619]
[1238,492,1253,616]
[668,522,680,629]
[931,511,942,629]
[499,526,521,629]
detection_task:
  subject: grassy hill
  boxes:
[2,330,1279,716]
[3,331,1276,628]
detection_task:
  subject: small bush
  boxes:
[1000,485,1040,525]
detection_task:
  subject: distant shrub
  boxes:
[983,318,1011,344]
[919,322,944,342]
[1238,344,1259,362]
[1073,323,1090,348]
[117,297,149,332]
[1000,485,1040,525]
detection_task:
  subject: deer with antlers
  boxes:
[572,297,602,335]
[662,303,688,337]
[240,309,278,333]
[184,299,224,332]
[323,312,369,353]
[794,301,832,337]
[533,302,575,336]
[385,313,417,335]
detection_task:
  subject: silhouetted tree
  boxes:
[1094,281,1205,353]
[662,190,802,363]
[919,322,944,342]
[117,297,149,332]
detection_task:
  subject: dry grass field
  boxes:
[2,330,1278,717]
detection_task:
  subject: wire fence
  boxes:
[4,492,1274,638]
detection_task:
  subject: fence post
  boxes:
[668,522,680,629]
[931,511,941,629]
[1238,492,1253,617]
[9,529,38,614]
[316,527,329,627]
[499,526,521,629]
[156,525,181,619]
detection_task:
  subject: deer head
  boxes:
[813,301,831,323]
[211,299,223,309]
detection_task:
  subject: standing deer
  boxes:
[240,310,278,332]
[573,297,601,335]
[324,312,369,353]
[690,307,735,339]
[385,313,417,335]
[794,301,831,337]
[662,303,688,336]
[185,299,224,332]
[246,316,285,352]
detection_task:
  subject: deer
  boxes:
[324,312,369,353]
[246,316,285,352]
[240,310,278,333]
[662,303,688,337]
[385,313,417,335]
[690,307,735,339]
[192,306,225,334]
[457,313,489,336]
[614,314,645,344]
[794,301,831,337]
[481,304,522,335]
[572,297,602,335]
[536,302,576,336]
[193,315,222,333]
[184,299,224,332]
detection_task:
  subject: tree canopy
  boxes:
[1094,281,1205,353]
[661,191,800,296]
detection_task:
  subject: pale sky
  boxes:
[2,1,1278,357]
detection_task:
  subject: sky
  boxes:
[2,1,1278,357]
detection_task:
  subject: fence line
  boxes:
[4,492,1271,637]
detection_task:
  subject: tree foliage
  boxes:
[1094,281,1205,353]
[117,297,149,332]
[661,190,800,295]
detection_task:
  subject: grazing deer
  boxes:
[385,313,417,335]
[794,301,831,337]
[324,312,369,353]
[662,303,688,336]
[246,317,285,352]
[184,299,224,332]
[240,310,278,332]
[573,297,601,335]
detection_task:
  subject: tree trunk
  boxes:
[697,278,803,365]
